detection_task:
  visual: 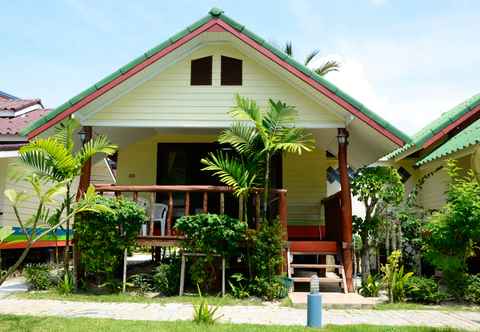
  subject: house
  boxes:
[20,8,410,292]
[386,93,480,211]
[0,91,115,252]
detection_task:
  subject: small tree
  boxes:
[283,41,340,76]
[351,166,404,282]
[0,179,107,286]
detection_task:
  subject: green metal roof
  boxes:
[416,118,480,166]
[22,8,410,145]
[386,93,480,160]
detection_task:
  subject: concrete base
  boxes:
[289,292,383,309]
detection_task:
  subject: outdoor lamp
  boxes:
[78,127,87,145]
[337,130,349,145]
[307,274,322,327]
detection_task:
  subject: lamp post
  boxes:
[307,275,322,327]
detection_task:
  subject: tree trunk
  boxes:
[361,239,370,283]
[391,223,397,252]
[0,241,34,286]
[63,184,72,272]
[385,225,390,256]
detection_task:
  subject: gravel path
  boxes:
[0,298,480,330]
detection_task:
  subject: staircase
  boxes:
[287,241,348,294]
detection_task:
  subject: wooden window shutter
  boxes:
[221,56,242,85]
[190,56,212,85]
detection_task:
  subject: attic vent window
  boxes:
[191,56,212,85]
[221,56,242,85]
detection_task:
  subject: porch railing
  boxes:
[94,184,287,240]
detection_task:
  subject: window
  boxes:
[190,56,212,85]
[221,56,242,85]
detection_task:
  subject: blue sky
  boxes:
[1,0,479,135]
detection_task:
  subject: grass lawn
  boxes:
[13,290,263,306]
[0,315,465,332]
[374,302,480,312]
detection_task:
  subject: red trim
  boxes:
[289,241,338,253]
[0,240,67,250]
[28,18,405,146]
[422,104,480,149]
[287,225,326,240]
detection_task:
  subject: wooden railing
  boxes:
[94,184,287,240]
[322,191,343,242]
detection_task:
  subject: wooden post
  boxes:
[74,126,92,288]
[219,192,225,215]
[203,192,208,213]
[184,192,190,216]
[337,128,353,292]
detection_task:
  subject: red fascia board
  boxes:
[27,19,219,139]
[422,104,480,149]
[28,18,404,146]
[0,240,67,250]
[214,20,404,146]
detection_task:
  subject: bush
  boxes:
[76,196,146,284]
[57,271,75,295]
[23,264,54,290]
[128,273,153,294]
[405,276,447,304]
[153,255,181,296]
[359,274,381,297]
[228,273,250,299]
[464,275,480,304]
[381,250,413,303]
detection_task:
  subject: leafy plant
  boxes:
[202,95,315,220]
[404,276,447,304]
[57,271,75,295]
[23,264,54,290]
[192,286,222,325]
[76,196,146,286]
[381,250,413,303]
[17,118,117,273]
[228,273,250,299]
[283,41,340,76]
[128,273,153,295]
[153,256,181,296]
[359,274,381,297]
[351,166,404,282]
[464,275,480,304]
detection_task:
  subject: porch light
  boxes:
[78,127,87,145]
[310,275,320,294]
[337,130,349,145]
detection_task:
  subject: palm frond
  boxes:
[314,60,340,76]
[229,94,263,124]
[284,41,293,56]
[201,152,257,197]
[264,99,298,136]
[304,49,320,66]
[54,118,80,152]
[218,122,261,157]
[76,135,117,166]
[275,128,316,154]
[17,149,69,182]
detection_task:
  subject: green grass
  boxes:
[374,302,480,312]
[0,315,465,332]
[13,290,263,306]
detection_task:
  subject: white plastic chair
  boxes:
[152,203,168,236]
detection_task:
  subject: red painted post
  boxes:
[337,128,353,292]
[278,190,288,273]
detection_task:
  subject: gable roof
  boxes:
[416,118,480,166]
[21,8,410,146]
[386,93,480,160]
[0,108,50,136]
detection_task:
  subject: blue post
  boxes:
[307,275,322,327]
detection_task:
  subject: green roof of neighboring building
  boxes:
[21,8,410,145]
[386,93,480,160]
[416,118,480,166]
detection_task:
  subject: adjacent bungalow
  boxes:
[20,8,410,292]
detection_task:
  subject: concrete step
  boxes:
[290,264,342,269]
[292,277,343,283]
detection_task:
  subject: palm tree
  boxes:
[202,95,315,221]
[17,118,117,273]
[284,41,340,76]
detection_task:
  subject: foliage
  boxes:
[16,118,117,273]
[247,222,287,300]
[153,255,181,296]
[202,95,314,220]
[228,273,250,299]
[128,274,153,295]
[76,196,146,285]
[359,274,381,297]
[57,271,75,295]
[23,264,55,290]
[381,250,413,303]
[192,286,222,325]
[351,166,404,281]
[404,276,447,304]
[464,275,480,304]
[283,41,340,76]
[423,160,480,298]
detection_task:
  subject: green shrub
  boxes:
[76,196,146,285]
[464,275,480,304]
[228,273,250,299]
[23,264,54,290]
[153,256,181,296]
[57,271,74,295]
[359,274,381,297]
[405,276,447,304]
[128,273,153,294]
[381,250,413,303]
[192,286,222,325]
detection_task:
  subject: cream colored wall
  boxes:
[282,149,327,225]
[87,44,342,127]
